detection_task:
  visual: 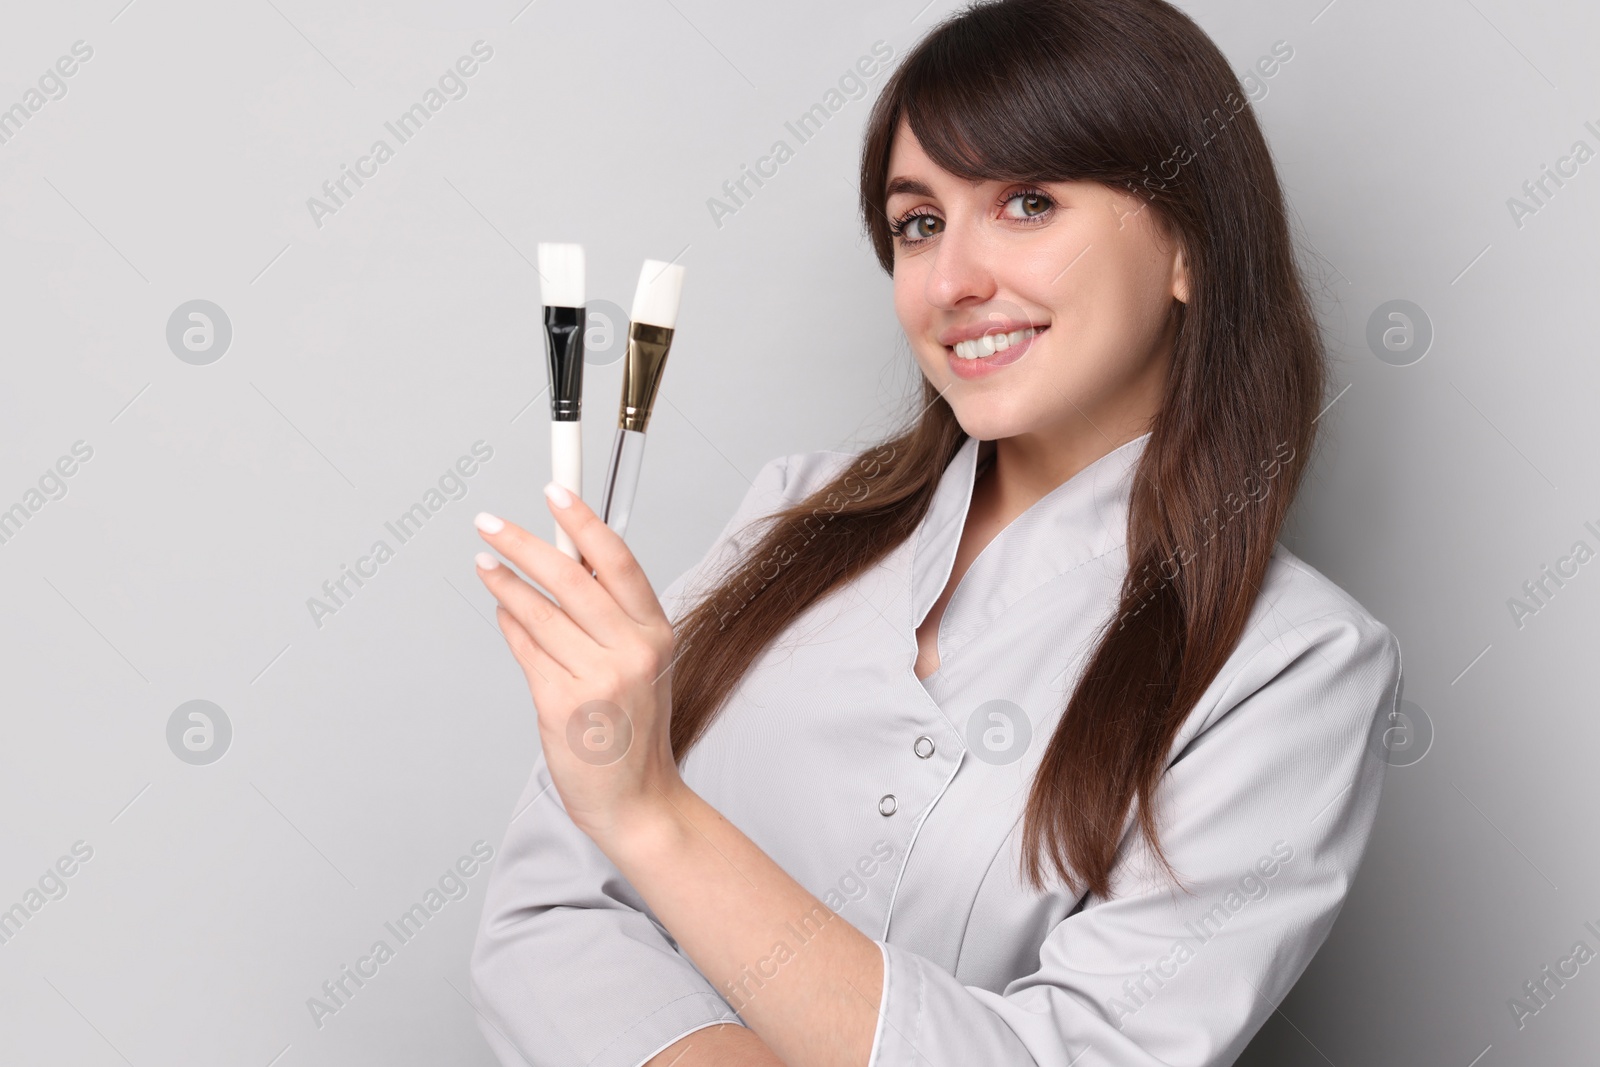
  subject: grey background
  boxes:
[0,0,1593,1064]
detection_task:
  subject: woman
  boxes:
[467,0,1402,1064]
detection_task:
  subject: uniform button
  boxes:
[878,794,898,816]
[913,735,935,759]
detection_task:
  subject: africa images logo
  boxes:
[304,841,495,1030]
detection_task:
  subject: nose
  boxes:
[920,216,998,311]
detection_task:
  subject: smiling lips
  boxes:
[950,325,1040,361]
[942,324,1048,379]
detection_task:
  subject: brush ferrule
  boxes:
[543,305,586,421]
[618,322,674,433]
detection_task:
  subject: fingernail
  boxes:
[544,482,574,509]
[474,551,500,570]
[474,512,505,533]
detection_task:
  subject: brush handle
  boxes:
[551,420,582,560]
[601,427,647,540]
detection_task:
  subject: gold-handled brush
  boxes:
[600,259,686,539]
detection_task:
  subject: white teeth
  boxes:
[952,326,1038,360]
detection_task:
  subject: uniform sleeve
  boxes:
[469,456,798,1067]
[867,609,1404,1067]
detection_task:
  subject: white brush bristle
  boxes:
[537,243,585,308]
[630,260,686,330]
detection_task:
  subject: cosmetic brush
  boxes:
[537,242,585,561]
[600,259,686,540]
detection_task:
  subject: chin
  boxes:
[944,399,1032,442]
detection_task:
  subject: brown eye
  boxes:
[893,212,943,243]
[1003,192,1052,219]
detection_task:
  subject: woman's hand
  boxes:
[472,482,683,845]
[476,484,885,1066]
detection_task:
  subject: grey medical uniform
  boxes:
[470,430,1403,1067]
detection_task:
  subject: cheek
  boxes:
[893,269,937,349]
[1108,210,1182,317]
[892,259,921,309]
[1019,225,1091,288]
[1047,235,1167,355]
[1013,271,1156,414]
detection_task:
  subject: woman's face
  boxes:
[886,119,1189,447]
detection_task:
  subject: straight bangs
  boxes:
[860,0,1197,268]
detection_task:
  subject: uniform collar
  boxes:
[909,431,1152,646]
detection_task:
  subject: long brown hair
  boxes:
[667,0,1324,898]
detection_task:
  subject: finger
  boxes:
[476,551,599,678]
[541,481,667,626]
[493,602,566,688]
[473,511,636,649]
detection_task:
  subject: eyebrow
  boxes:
[884,176,935,199]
